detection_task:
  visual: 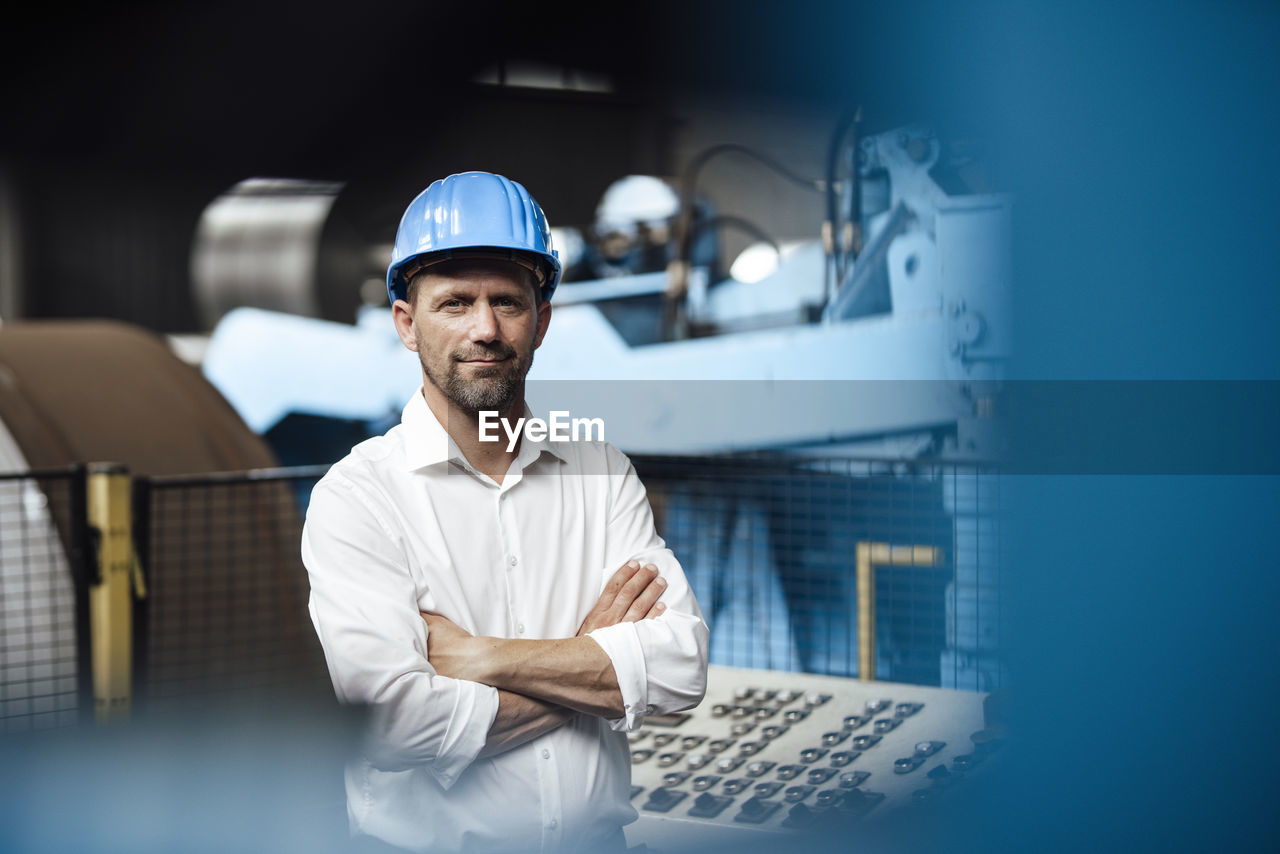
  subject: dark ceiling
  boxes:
[0,1,976,178]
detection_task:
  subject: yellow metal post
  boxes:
[87,463,134,721]
[856,542,944,682]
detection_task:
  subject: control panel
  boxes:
[626,665,992,849]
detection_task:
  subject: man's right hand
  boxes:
[577,560,667,636]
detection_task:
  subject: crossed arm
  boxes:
[423,560,668,758]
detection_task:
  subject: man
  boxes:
[302,171,709,853]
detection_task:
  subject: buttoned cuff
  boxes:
[428,679,500,790]
[587,622,649,732]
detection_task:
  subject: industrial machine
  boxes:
[626,664,996,850]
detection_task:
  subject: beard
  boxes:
[419,338,534,414]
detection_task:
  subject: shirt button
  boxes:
[517,622,525,634]
[549,820,558,830]
[541,749,550,759]
[509,556,518,567]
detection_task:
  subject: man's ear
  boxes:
[392,299,418,351]
[533,299,552,350]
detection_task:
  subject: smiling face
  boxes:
[392,256,552,416]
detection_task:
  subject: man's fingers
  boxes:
[613,564,658,611]
[600,560,642,601]
[624,575,666,622]
[643,601,667,620]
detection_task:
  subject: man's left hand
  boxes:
[421,612,484,681]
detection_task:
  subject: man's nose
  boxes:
[467,301,499,342]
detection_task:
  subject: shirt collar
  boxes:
[401,390,569,473]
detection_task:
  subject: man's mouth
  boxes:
[456,350,513,364]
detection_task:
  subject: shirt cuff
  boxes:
[428,679,500,790]
[587,622,649,732]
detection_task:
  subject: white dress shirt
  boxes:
[302,390,709,853]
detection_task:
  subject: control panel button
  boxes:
[775,764,805,781]
[627,729,650,745]
[707,739,736,753]
[914,740,945,758]
[631,750,654,764]
[838,787,886,817]
[688,792,735,818]
[798,747,828,764]
[760,725,789,741]
[663,771,691,787]
[692,774,723,792]
[893,756,924,774]
[656,752,685,767]
[829,750,861,767]
[642,788,687,813]
[838,770,871,789]
[851,734,882,750]
[865,698,892,715]
[685,753,710,770]
[782,803,816,829]
[733,797,782,824]
[714,756,743,773]
[745,760,775,778]
[806,767,838,785]
[753,781,783,799]
[738,741,764,757]
[895,702,924,718]
[814,789,844,808]
[681,736,707,750]
[784,785,815,803]
[821,730,848,747]
[873,718,901,734]
[721,778,750,795]
[653,733,677,748]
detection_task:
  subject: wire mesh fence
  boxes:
[633,455,1004,691]
[134,466,332,710]
[0,451,1001,735]
[0,467,90,733]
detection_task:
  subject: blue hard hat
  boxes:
[386,171,562,304]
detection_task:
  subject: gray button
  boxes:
[549,820,558,830]
[517,623,525,634]
[541,749,550,759]
[509,556,518,566]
